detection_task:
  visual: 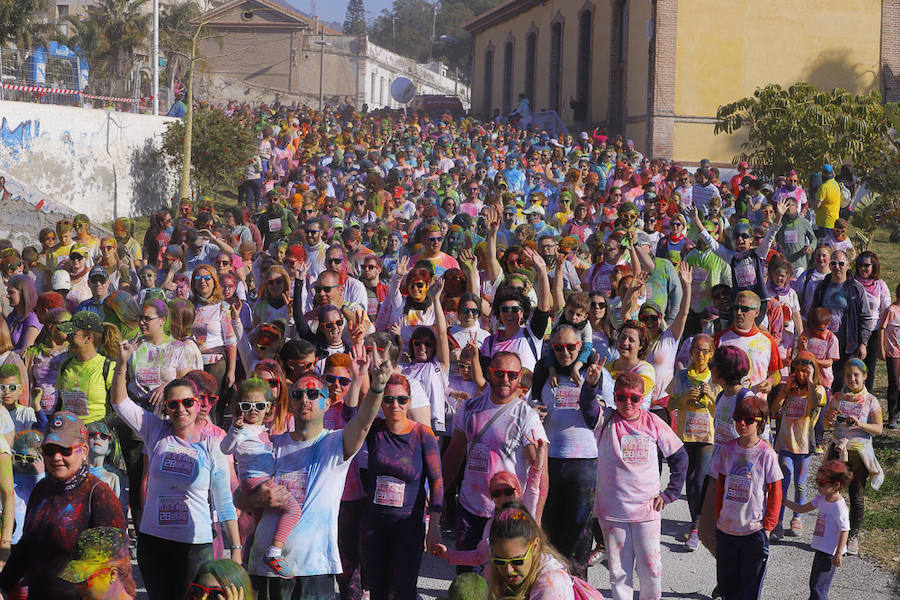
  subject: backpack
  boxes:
[839,181,852,209]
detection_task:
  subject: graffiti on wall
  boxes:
[0,117,40,154]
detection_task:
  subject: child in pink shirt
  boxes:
[799,307,840,451]
[877,283,900,428]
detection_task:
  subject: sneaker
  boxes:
[845,535,859,555]
[589,547,607,566]
[684,529,700,551]
[815,444,825,455]
[710,584,723,599]
[265,555,288,575]
[887,420,898,430]
[770,525,784,542]
[790,516,803,536]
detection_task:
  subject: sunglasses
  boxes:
[321,319,344,330]
[490,487,516,499]
[491,542,534,567]
[138,315,162,323]
[291,388,326,401]
[0,384,22,393]
[362,264,379,271]
[733,232,752,240]
[426,236,443,243]
[734,416,761,426]
[638,314,660,323]
[69,254,86,261]
[365,345,385,354]
[42,444,77,457]
[411,281,428,290]
[12,453,38,464]
[489,368,519,380]
[552,343,580,352]
[857,262,873,268]
[412,339,434,348]
[238,401,270,412]
[165,397,197,411]
[733,305,757,313]
[614,393,643,404]
[266,278,285,286]
[305,228,322,234]
[194,274,213,282]
[314,284,339,294]
[88,432,111,440]
[499,305,522,314]
[324,374,351,386]
[830,260,846,267]
[590,301,607,309]
[383,395,410,405]
[189,582,226,599]
[460,307,480,317]
[326,257,344,265]
[216,260,232,266]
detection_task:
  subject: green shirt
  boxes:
[684,248,730,313]
[57,353,114,424]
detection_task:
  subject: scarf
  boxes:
[667,232,685,243]
[767,281,791,296]
[404,295,432,313]
[196,293,218,306]
[52,462,89,493]
[856,276,878,294]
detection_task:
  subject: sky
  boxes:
[288,0,396,26]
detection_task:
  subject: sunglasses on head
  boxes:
[490,487,516,499]
[291,388,325,401]
[42,444,77,457]
[734,416,761,426]
[189,582,226,599]
[88,432,111,440]
[166,397,196,411]
[614,393,643,404]
[324,374,351,386]
[383,395,410,405]
[239,401,270,412]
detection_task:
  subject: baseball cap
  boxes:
[331,218,345,230]
[51,269,71,291]
[88,265,109,281]
[523,205,545,217]
[69,244,90,259]
[58,311,104,335]
[822,164,834,174]
[638,301,663,317]
[43,411,88,449]
[60,527,129,584]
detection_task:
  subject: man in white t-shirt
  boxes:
[239,354,386,599]
[440,351,548,573]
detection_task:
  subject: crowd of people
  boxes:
[0,101,892,600]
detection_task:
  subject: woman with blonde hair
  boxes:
[190,265,237,423]
[252,265,292,328]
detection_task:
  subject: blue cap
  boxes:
[822,164,834,174]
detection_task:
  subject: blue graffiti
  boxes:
[0,118,40,155]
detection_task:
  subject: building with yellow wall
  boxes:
[464,0,900,165]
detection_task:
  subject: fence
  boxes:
[0,46,162,114]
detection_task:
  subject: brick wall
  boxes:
[882,0,900,102]
[648,0,677,158]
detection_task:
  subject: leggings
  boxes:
[337,499,364,600]
[777,451,812,525]
[544,457,596,579]
[683,443,713,525]
[116,418,145,528]
[598,518,662,600]
[137,532,212,600]
[454,506,489,575]
[241,477,303,546]
[828,447,869,537]
[887,357,900,423]
[362,511,425,600]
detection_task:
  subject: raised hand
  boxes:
[525,429,548,472]
[677,260,693,287]
[349,345,369,379]
[429,276,445,301]
[369,346,392,391]
[349,310,367,346]
[520,246,546,272]
[584,353,607,387]
[116,339,135,366]
[397,255,410,277]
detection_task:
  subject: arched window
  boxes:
[549,21,563,112]
[502,41,514,114]
[483,48,494,116]
[575,10,592,122]
[524,32,537,107]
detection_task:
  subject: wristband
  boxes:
[230,545,242,550]
[370,387,385,395]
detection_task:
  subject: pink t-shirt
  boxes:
[804,331,840,389]
[880,304,900,359]
[711,438,782,536]
[593,409,683,522]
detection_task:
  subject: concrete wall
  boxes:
[0,101,177,222]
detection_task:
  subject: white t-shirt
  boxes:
[248,429,353,577]
[646,329,678,404]
[810,494,850,555]
[480,329,541,373]
[711,438,782,536]
[454,394,547,518]
[402,359,448,433]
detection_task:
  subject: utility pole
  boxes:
[317,24,326,110]
[428,1,438,63]
[152,0,159,115]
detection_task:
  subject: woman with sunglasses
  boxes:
[190,266,238,419]
[0,413,125,599]
[376,258,437,353]
[353,369,443,600]
[585,372,686,600]
[854,251,891,390]
[190,558,255,600]
[252,266,292,329]
[111,341,241,600]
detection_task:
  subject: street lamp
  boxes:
[312,37,332,111]
[152,0,159,115]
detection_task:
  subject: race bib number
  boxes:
[60,390,88,416]
[40,388,57,413]
[684,410,709,439]
[467,443,490,473]
[783,229,799,244]
[734,263,756,288]
[158,495,190,525]
[276,468,309,506]
[725,474,751,503]
[373,476,406,507]
[785,397,807,419]
[620,434,651,465]
[554,385,579,409]
[135,366,161,388]
[692,267,708,285]
[838,400,864,420]
[813,512,827,538]
[160,446,199,477]
[806,337,827,359]
[268,218,282,233]
[367,296,379,318]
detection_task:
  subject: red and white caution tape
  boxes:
[1,83,154,104]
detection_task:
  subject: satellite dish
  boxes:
[391,77,416,104]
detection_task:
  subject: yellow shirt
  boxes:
[56,353,114,424]
[815,179,841,229]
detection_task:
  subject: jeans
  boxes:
[362,511,426,600]
[250,574,334,600]
[454,505,489,574]
[715,528,769,600]
[809,550,837,600]
[544,458,596,579]
[887,357,900,423]
[337,499,363,600]
[684,443,713,524]
[598,519,662,600]
[137,533,213,600]
[777,451,812,525]
[239,178,263,210]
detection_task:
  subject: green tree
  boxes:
[0,0,60,49]
[715,83,892,182]
[159,1,201,96]
[343,0,366,35]
[161,105,256,200]
[65,0,150,96]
